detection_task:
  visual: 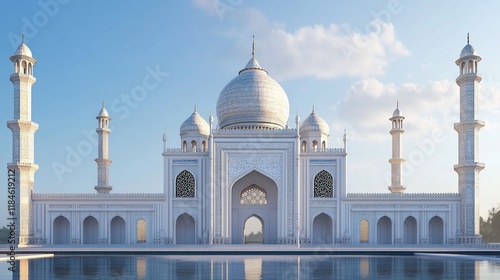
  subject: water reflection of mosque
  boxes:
[13,255,487,279]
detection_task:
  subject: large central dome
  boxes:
[216,56,290,129]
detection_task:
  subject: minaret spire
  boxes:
[388,102,405,193]
[95,104,112,193]
[252,35,255,58]
[8,37,38,245]
[454,37,484,244]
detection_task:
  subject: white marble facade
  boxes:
[9,38,483,246]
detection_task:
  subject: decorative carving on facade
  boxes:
[310,159,337,164]
[175,170,195,198]
[172,199,199,207]
[353,205,396,209]
[347,193,460,198]
[240,186,267,205]
[172,159,199,164]
[310,199,336,207]
[213,128,296,136]
[33,193,165,199]
[228,154,282,186]
[313,170,333,198]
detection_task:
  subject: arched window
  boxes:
[28,63,32,75]
[314,170,333,198]
[312,140,318,152]
[240,185,267,205]
[15,60,19,73]
[191,140,197,152]
[468,60,473,73]
[182,141,187,152]
[136,219,147,243]
[176,170,195,198]
[301,141,307,152]
[461,62,465,75]
[321,141,326,150]
[22,61,27,74]
[201,141,206,152]
[360,219,369,243]
[475,60,478,73]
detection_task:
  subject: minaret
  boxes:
[7,34,39,245]
[94,103,112,193]
[454,34,484,243]
[388,102,406,193]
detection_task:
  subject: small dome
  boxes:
[216,57,290,129]
[15,43,32,57]
[98,106,109,117]
[460,43,477,58]
[300,109,330,135]
[393,107,400,117]
[180,109,210,135]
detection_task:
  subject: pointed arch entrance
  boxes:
[231,170,278,244]
[377,216,392,244]
[429,216,444,244]
[83,216,99,244]
[110,216,125,244]
[53,216,70,244]
[404,216,417,244]
[312,213,333,244]
[176,213,196,244]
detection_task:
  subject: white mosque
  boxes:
[8,36,484,246]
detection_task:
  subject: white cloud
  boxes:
[252,19,410,80]
[194,4,410,80]
[331,78,458,142]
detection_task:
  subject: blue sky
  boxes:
[1,0,500,225]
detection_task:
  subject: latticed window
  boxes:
[314,170,333,198]
[136,219,147,243]
[360,219,369,243]
[240,186,267,205]
[176,170,195,198]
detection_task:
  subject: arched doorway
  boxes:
[429,216,444,244]
[176,213,196,244]
[244,215,263,244]
[404,216,417,244]
[377,216,392,244]
[231,170,278,244]
[312,213,333,244]
[53,216,70,244]
[83,216,99,244]
[110,216,125,244]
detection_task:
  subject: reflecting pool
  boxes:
[1,254,499,279]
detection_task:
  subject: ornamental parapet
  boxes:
[164,148,209,154]
[33,193,165,200]
[302,148,345,154]
[213,128,297,137]
[346,193,460,199]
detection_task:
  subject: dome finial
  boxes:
[396,100,399,109]
[252,35,255,58]
[312,104,315,113]
[467,32,469,44]
[22,33,25,44]
[194,104,197,112]
[102,101,105,108]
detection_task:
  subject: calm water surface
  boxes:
[1,254,499,279]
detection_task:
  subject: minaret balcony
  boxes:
[453,120,485,132]
[453,162,485,172]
